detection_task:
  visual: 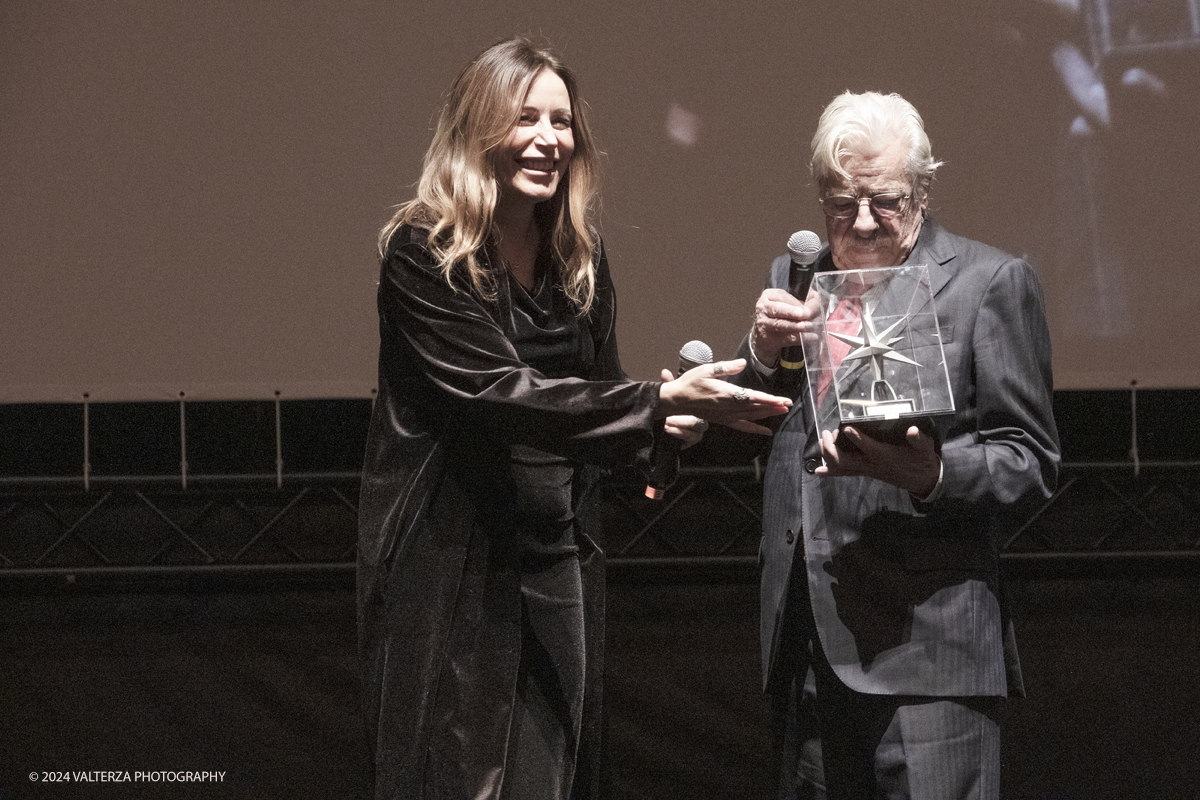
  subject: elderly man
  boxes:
[739,92,1061,798]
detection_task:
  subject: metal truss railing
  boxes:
[599,466,766,559]
[0,474,361,587]
[1002,462,1200,573]
[1,462,1198,588]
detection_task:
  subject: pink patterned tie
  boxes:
[816,294,863,407]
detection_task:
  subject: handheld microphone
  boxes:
[779,230,821,371]
[677,339,714,374]
[645,340,714,500]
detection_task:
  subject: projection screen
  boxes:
[3,0,1199,403]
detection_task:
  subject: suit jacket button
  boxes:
[804,458,819,474]
[786,529,795,544]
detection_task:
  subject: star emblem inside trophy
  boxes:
[803,264,953,436]
[827,300,921,411]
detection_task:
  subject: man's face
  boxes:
[821,139,925,271]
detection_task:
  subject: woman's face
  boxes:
[495,69,574,209]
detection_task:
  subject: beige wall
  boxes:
[3,0,1198,401]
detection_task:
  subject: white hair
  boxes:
[810,91,942,201]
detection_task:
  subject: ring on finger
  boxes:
[732,387,750,402]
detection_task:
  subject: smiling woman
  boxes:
[499,70,575,203]
[359,36,790,800]
[376,37,605,318]
[493,68,576,289]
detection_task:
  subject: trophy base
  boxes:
[836,415,940,450]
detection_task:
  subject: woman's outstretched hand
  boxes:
[660,369,708,448]
[657,359,792,436]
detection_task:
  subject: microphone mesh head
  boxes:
[787,230,822,265]
[679,340,713,365]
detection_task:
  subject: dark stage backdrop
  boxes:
[3,0,1200,401]
[1,576,1197,798]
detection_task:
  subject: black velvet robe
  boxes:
[357,224,660,799]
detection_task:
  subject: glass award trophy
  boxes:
[800,264,954,445]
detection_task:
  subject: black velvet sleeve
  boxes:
[375,226,659,467]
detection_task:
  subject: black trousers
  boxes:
[500,553,587,800]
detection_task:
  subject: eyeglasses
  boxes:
[819,192,910,219]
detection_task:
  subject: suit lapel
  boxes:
[905,216,957,299]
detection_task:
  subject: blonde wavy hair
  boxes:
[379,37,602,313]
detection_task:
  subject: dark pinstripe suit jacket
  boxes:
[744,217,1060,698]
